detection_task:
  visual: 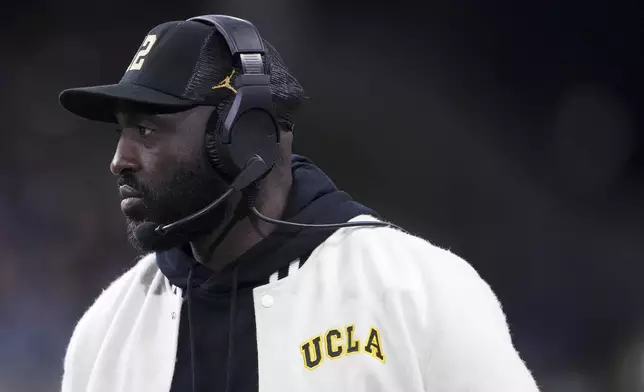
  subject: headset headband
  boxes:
[188,15,267,75]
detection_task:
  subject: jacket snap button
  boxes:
[261,294,274,308]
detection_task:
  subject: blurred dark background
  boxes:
[1,1,643,391]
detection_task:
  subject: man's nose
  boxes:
[110,137,142,175]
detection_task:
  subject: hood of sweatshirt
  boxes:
[156,154,379,292]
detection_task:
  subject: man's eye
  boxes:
[137,126,154,138]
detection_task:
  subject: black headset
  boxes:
[187,14,279,184]
[148,15,404,238]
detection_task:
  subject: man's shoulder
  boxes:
[318,215,486,292]
[62,253,161,385]
[74,253,160,327]
[329,215,474,269]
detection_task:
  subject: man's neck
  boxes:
[198,214,274,272]
[189,171,292,272]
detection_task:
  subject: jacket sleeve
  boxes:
[421,249,541,392]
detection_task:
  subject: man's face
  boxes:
[111,105,228,251]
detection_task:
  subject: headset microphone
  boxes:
[156,155,267,236]
[133,155,267,250]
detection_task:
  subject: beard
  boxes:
[118,155,230,252]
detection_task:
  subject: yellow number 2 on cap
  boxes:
[127,35,157,71]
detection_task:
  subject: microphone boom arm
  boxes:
[155,155,268,235]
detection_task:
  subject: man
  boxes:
[58,14,540,392]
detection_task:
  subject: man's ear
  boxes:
[278,128,293,150]
[270,128,292,172]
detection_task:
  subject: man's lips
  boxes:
[119,185,144,215]
[119,185,142,199]
[121,197,144,214]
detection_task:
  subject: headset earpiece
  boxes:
[204,117,222,175]
[204,102,232,178]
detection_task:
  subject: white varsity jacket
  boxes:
[61,215,541,392]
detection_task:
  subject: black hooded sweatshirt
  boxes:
[156,155,379,392]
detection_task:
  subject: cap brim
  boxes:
[59,83,198,123]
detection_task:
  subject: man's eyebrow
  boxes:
[117,112,167,127]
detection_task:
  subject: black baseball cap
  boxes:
[59,20,234,123]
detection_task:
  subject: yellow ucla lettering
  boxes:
[299,324,384,370]
[363,327,385,363]
[345,324,360,355]
[325,328,343,359]
[300,335,323,370]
